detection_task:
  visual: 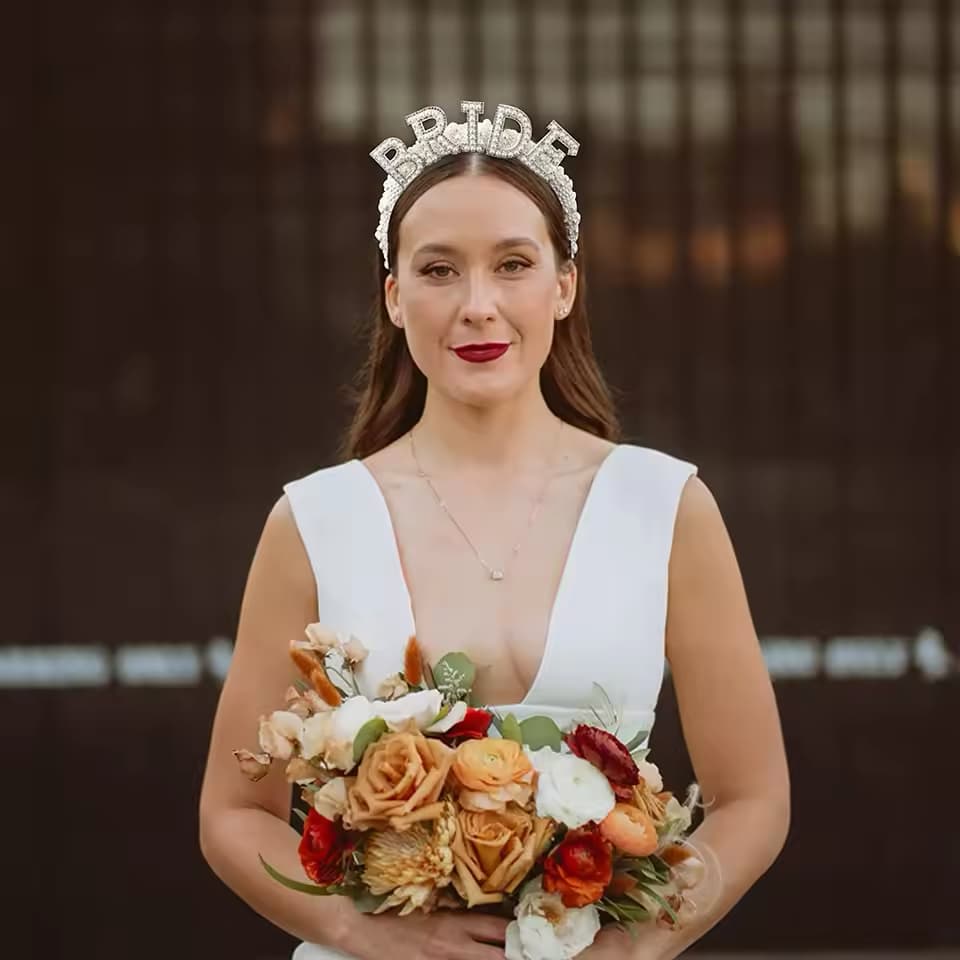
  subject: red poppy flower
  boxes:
[564,724,639,788]
[298,809,356,886]
[542,826,614,908]
[440,707,493,742]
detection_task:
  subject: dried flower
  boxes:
[258,710,303,760]
[403,635,423,686]
[302,623,342,654]
[377,672,410,700]
[341,634,369,665]
[233,748,271,782]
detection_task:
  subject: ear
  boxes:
[384,273,402,327]
[555,260,578,318]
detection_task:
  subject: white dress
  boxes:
[282,443,697,960]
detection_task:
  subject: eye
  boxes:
[500,258,530,274]
[420,263,455,279]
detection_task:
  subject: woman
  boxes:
[199,102,790,960]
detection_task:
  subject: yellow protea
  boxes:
[362,800,457,915]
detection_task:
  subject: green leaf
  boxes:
[259,855,347,896]
[426,702,452,727]
[421,658,437,690]
[501,713,523,744]
[489,712,505,735]
[352,716,388,764]
[433,652,476,700]
[294,678,310,693]
[292,808,308,825]
[632,884,679,926]
[519,716,563,751]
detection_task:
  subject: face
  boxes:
[384,174,577,408]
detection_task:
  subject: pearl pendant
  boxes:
[490,569,505,581]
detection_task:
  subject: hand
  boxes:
[340,908,509,960]
[579,923,672,959]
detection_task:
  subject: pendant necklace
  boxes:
[408,418,565,582]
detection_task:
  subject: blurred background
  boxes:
[5,0,959,957]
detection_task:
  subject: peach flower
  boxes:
[347,731,454,831]
[451,806,554,907]
[451,738,535,812]
[599,802,658,856]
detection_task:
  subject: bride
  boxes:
[199,102,790,959]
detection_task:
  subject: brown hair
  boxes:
[341,152,620,460]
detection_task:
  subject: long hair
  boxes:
[341,152,620,460]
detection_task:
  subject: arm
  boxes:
[198,495,508,959]
[588,476,791,958]
[198,494,354,947]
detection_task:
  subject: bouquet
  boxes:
[234,623,707,959]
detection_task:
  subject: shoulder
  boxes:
[609,442,698,501]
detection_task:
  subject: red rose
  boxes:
[564,724,639,788]
[440,707,493,742]
[542,827,613,908]
[298,809,356,886]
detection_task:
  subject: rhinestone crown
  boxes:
[370,100,581,270]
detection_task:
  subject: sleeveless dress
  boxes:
[282,443,696,960]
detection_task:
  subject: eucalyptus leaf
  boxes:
[489,712,505,735]
[259,855,346,896]
[501,713,523,744]
[433,652,476,700]
[352,716,388,764]
[519,716,563,751]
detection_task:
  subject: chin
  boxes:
[443,375,530,408]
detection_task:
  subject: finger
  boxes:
[462,942,509,960]
[464,914,509,944]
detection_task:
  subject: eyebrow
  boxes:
[412,236,540,258]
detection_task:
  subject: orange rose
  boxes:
[347,731,454,831]
[451,806,554,907]
[542,827,613,907]
[451,738,534,812]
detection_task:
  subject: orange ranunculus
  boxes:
[542,827,613,908]
[346,731,454,831]
[451,738,534,812]
[599,802,658,856]
[450,807,554,907]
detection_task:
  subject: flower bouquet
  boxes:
[234,624,707,959]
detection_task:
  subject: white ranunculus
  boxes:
[258,710,304,760]
[424,700,467,733]
[635,758,663,793]
[505,878,600,960]
[528,748,615,828]
[376,688,444,731]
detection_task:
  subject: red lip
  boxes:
[452,342,510,363]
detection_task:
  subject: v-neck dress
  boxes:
[282,443,696,960]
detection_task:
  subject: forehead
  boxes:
[398,174,550,253]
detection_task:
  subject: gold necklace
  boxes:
[408,419,565,582]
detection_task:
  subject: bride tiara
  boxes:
[370,100,581,270]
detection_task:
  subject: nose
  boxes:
[458,270,499,325]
